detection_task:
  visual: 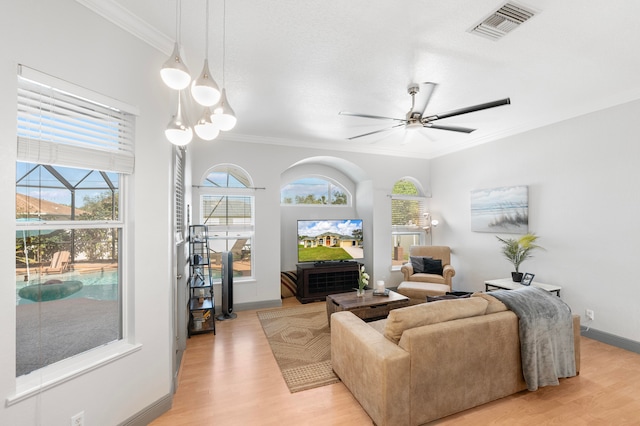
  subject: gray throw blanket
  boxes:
[489,287,576,391]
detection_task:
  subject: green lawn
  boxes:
[298,246,353,261]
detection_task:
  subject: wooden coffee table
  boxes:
[326,290,409,326]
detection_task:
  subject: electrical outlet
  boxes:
[71,411,84,426]
[586,309,595,321]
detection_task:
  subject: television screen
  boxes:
[297,219,364,263]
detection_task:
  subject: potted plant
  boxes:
[496,233,543,282]
[357,265,369,296]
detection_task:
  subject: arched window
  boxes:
[280,176,350,205]
[391,178,428,269]
[199,164,254,280]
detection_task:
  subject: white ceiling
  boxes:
[80,0,640,159]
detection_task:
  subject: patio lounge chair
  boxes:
[44,251,71,274]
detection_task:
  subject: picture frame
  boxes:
[521,273,535,286]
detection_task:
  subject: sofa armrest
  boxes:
[331,311,410,426]
[400,263,413,281]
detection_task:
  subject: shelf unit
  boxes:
[296,262,361,303]
[188,225,215,336]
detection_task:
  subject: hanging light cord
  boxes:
[205,0,209,60]
[222,0,226,86]
[175,0,181,45]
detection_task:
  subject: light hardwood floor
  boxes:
[151,298,640,425]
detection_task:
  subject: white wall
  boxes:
[430,99,640,343]
[190,140,431,302]
[1,1,174,424]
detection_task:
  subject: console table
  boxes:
[484,277,562,297]
[296,262,360,303]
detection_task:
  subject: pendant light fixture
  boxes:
[165,92,193,146]
[211,0,237,131]
[191,0,221,106]
[194,106,220,140]
[161,0,191,90]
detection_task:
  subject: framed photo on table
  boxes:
[521,273,535,286]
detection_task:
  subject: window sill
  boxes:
[7,340,142,406]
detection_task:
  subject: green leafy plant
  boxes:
[496,233,543,273]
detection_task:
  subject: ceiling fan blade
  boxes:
[424,123,476,133]
[414,82,437,115]
[347,123,406,140]
[339,111,406,122]
[424,98,511,121]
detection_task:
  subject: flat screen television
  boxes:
[297,219,364,263]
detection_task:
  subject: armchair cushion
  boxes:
[410,256,430,273]
[423,258,443,275]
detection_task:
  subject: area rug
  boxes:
[257,303,338,393]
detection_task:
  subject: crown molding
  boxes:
[75,0,173,55]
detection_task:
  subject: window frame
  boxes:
[390,179,428,271]
[199,165,255,282]
[11,66,140,402]
[280,175,351,206]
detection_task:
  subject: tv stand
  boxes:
[313,260,356,267]
[296,262,361,303]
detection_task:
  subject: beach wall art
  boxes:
[470,185,528,233]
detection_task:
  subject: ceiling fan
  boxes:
[339,83,510,140]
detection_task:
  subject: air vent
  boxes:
[469,2,537,41]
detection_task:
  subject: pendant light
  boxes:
[191,0,221,106]
[211,0,237,131]
[161,0,191,90]
[165,92,193,146]
[211,88,237,131]
[194,107,220,140]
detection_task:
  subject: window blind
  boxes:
[17,65,136,174]
[391,195,427,227]
[174,147,185,241]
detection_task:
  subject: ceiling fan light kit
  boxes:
[162,0,236,146]
[340,82,510,140]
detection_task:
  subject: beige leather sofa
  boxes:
[331,295,581,426]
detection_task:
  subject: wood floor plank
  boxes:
[151,298,640,425]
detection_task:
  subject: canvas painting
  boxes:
[470,185,528,233]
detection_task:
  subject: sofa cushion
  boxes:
[383,297,489,344]
[423,257,443,275]
[410,256,430,273]
[471,292,508,314]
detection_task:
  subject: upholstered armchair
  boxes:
[398,246,456,304]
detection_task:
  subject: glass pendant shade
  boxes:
[161,43,191,90]
[194,107,220,140]
[191,60,221,106]
[211,88,237,131]
[165,96,193,146]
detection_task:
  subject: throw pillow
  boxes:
[383,298,489,344]
[410,256,430,274]
[471,292,508,314]
[426,292,471,302]
[280,271,297,298]
[423,257,443,275]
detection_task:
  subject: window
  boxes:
[15,66,134,377]
[200,164,254,279]
[281,176,349,205]
[391,178,427,269]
